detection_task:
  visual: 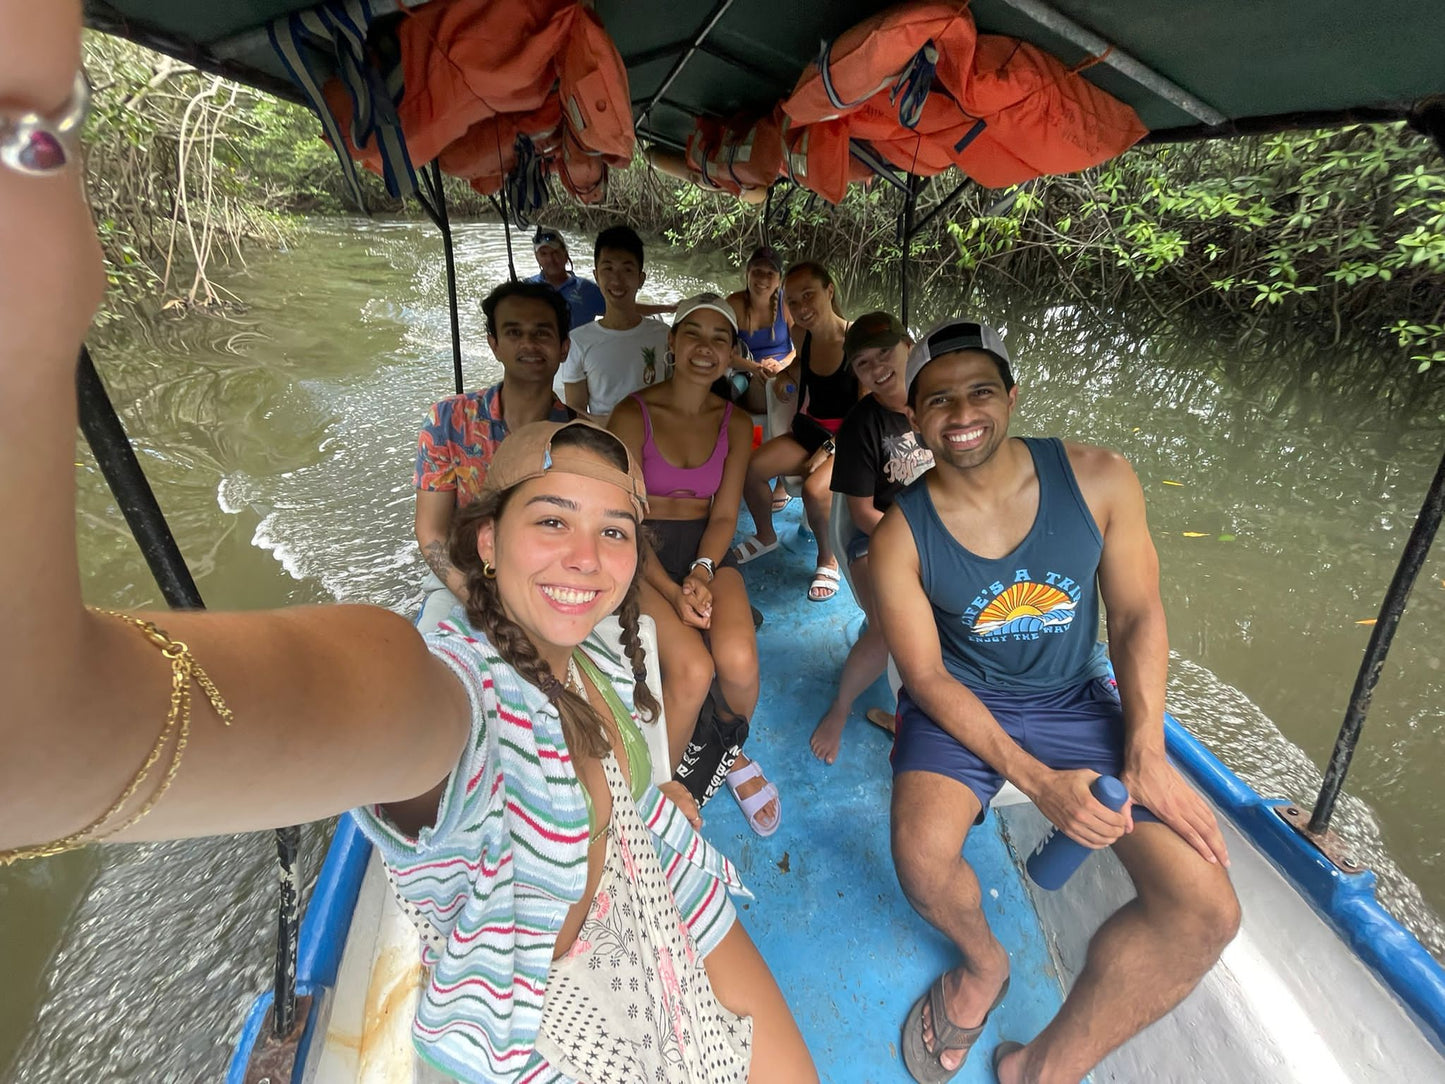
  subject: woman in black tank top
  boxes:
[731,262,858,603]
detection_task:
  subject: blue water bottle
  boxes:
[1025,775,1130,891]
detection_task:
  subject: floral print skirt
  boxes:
[534,754,752,1083]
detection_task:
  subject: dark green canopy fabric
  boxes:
[85,0,1445,150]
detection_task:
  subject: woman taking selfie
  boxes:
[0,5,816,1081]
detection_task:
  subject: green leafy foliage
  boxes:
[82,30,1442,376]
[944,125,1444,373]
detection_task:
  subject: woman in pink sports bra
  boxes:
[608,295,782,837]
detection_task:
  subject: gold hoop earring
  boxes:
[481,560,496,579]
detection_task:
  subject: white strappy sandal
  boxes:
[808,565,841,602]
[725,759,781,837]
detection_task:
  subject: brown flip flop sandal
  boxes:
[901,973,1010,1083]
[865,706,897,734]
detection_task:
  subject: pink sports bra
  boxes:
[631,394,732,501]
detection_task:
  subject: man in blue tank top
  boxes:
[871,320,1239,1083]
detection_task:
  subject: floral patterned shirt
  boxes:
[413,383,573,507]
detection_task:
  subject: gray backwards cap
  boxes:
[904,318,1013,392]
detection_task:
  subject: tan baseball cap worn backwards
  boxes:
[482,420,648,518]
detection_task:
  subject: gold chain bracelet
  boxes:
[0,609,233,866]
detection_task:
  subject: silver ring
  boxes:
[0,70,90,177]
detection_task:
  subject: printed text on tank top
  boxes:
[799,331,859,423]
[631,393,733,500]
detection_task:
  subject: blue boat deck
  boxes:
[710,502,1064,1082]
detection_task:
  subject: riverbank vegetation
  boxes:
[83,36,1443,374]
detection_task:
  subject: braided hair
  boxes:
[447,426,660,760]
[742,254,781,332]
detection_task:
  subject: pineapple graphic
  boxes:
[642,345,659,385]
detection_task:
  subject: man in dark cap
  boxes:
[811,311,932,764]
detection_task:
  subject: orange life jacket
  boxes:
[439,99,563,191]
[779,116,871,205]
[696,109,788,195]
[324,0,574,172]
[951,35,1148,187]
[780,0,1145,193]
[558,6,634,163]
[682,118,734,193]
[317,0,634,207]
[645,143,769,204]
[555,129,609,203]
[782,1,977,127]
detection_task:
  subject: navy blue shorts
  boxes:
[844,528,869,565]
[891,676,1159,825]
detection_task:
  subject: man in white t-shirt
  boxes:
[558,225,672,422]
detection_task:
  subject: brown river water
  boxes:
[1,218,1442,1080]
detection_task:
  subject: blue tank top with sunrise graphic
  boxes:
[895,437,1110,692]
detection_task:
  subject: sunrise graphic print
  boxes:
[971,581,1077,637]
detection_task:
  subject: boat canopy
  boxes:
[87,0,1445,149]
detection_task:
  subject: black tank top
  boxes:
[798,332,858,422]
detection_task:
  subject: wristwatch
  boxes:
[689,557,716,580]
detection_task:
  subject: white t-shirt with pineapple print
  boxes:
[559,317,672,418]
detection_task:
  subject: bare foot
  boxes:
[918,961,1010,1072]
[727,752,779,830]
[810,706,846,764]
[993,1042,1028,1084]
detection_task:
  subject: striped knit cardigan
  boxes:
[352,618,749,1084]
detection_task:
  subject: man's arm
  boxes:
[1085,444,1229,864]
[832,418,884,535]
[559,336,597,419]
[414,489,467,600]
[872,508,1126,847]
[847,494,883,536]
[563,379,597,421]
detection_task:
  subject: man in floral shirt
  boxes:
[413,280,574,629]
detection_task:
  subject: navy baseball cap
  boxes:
[904,319,1013,391]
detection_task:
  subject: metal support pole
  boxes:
[76,347,303,1043]
[899,176,920,327]
[993,0,1225,125]
[271,824,303,1037]
[635,0,737,135]
[1307,100,1445,838]
[77,347,204,608]
[907,175,973,242]
[417,161,465,395]
[1309,445,1445,834]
